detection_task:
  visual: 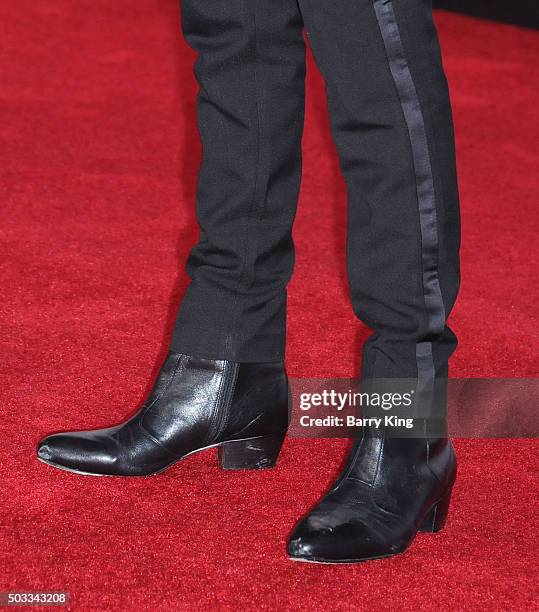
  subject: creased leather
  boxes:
[288,426,457,562]
[37,353,289,476]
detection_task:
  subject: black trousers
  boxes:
[171,0,460,384]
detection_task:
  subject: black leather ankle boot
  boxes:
[37,353,289,476]
[288,421,456,563]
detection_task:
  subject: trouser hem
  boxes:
[170,326,286,363]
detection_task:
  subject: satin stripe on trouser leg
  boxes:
[296,0,460,386]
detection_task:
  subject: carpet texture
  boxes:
[1,1,537,610]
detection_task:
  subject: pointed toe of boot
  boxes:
[287,516,358,563]
[287,524,317,560]
[288,523,393,564]
[37,431,118,476]
[287,534,331,562]
[37,436,57,463]
[288,499,405,564]
[37,433,75,467]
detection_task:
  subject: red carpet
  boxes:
[1,1,537,609]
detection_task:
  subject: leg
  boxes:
[299,0,459,381]
[172,0,307,362]
[288,0,460,562]
[37,0,305,476]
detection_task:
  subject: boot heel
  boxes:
[218,433,285,470]
[419,488,453,533]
